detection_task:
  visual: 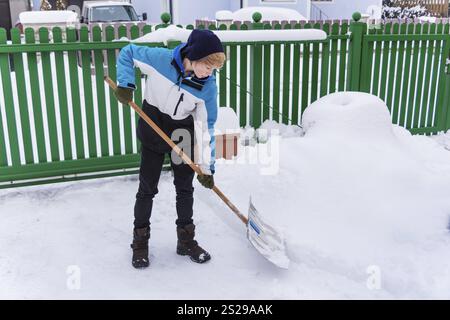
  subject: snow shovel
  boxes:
[105,76,289,269]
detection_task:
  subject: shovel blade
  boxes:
[247,199,290,269]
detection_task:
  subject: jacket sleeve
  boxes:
[116,44,166,89]
[193,85,218,175]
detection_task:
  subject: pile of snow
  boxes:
[231,92,450,298]
[432,130,450,151]
[214,107,240,136]
[302,92,394,140]
[1,92,450,299]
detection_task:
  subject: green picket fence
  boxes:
[0,25,157,188]
[357,20,450,135]
[0,14,449,188]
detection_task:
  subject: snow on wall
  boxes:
[19,10,79,24]
[132,25,327,45]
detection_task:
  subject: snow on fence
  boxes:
[0,15,450,188]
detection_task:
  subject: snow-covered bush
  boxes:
[382,0,430,20]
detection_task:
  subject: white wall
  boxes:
[172,0,231,25]
[132,0,237,25]
[32,0,39,10]
[312,0,383,20]
[245,0,310,19]
[131,0,166,24]
[10,0,31,23]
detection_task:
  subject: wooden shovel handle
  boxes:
[104,76,248,225]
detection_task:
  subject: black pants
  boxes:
[134,101,195,229]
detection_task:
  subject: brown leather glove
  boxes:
[114,86,133,104]
[197,174,214,189]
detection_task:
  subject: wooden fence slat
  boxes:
[66,28,85,159]
[229,43,238,114]
[399,23,415,127]
[219,45,227,108]
[379,23,392,103]
[338,23,348,92]
[93,26,109,157]
[0,28,20,166]
[371,27,384,96]
[386,23,400,113]
[418,23,436,127]
[105,26,121,155]
[272,24,282,122]
[434,23,450,131]
[39,27,60,161]
[405,24,423,129]
[282,24,292,125]
[262,23,271,122]
[320,23,330,98]
[251,42,263,127]
[80,26,97,158]
[25,27,47,162]
[291,23,301,125]
[301,23,312,114]
[426,22,444,127]
[239,24,248,126]
[392,23,407,124]
[52,27,73,161]
[360,27,375,93]
[11,28,33,164]
[329,23,339,94]
[412,23,429,128]
[310,22,321,103]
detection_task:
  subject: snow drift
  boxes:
[1,92,450,299]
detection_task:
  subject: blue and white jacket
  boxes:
[117,43,218,174]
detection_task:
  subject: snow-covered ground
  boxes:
[1,92,450,299]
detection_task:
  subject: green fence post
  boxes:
[347,12,367,91]
[445,85,450,132]
[442,39,450,132]
[156,13,171,30]
[249,12,263,128]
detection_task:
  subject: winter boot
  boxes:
[176,224,211,263]
[130,226,150,269]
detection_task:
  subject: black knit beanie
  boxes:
[183,29,224,61]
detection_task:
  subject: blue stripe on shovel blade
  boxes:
[249,220,260,235]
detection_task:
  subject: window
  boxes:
[90,5,138,22]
